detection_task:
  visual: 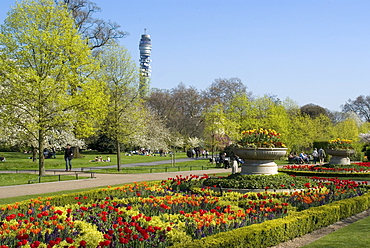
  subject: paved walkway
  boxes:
[0,158,232,199]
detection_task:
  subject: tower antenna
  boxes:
[139,29,152,97]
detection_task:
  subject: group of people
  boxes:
[64,144,114,171]
[43,148,56,159]
[214,152,244,170]
[91,156,111,162]
[288,148,326,164]
[312,148,326,164]
[188,148,209,159]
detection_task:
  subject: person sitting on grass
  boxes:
[0,156,6,162]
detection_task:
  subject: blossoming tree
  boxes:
[0,0,107,175]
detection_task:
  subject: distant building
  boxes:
[139,29,152,97]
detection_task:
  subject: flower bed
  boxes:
[327,138,354,150]
[0,175,369,247]
[236,128,285,148]
[281,162,370,173]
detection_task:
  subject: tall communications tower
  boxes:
[139,29,152,96]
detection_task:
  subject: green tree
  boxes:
[312,114,334,141]
[226,93,256,139]
[359,121,370,135]
[0,0,107,175]
[97,42,143,171]
[203,104,232,157]
[253,96,290,139]
[300,103,328,119]
[286,112,334,153]
[230,96,291,146]
[333,117,360,142]
[287,114,315,152]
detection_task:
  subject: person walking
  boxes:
[318,148,326,164]
[312,148,319,164]
[64,144,73,171]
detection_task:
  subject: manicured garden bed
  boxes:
[279,162,370,178]
[0,172,369,247]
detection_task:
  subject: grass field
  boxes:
[0,151,220,188]
[90,159,216,173]
[0,151,188,170]
[0,173,89,186]
[302,215,370,248]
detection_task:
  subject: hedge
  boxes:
[169,192,370,248]
[2,181,369,248]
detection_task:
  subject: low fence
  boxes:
[27,171,95,184]
[81,165,213,173]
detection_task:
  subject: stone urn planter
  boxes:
[234,148,287,175]
[326,149,355,165]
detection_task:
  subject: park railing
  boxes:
[81,165,214,173]
[26,171,95,184]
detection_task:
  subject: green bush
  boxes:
[202,173,315,189]
[169,193,370,248]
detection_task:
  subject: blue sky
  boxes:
[1,0,370,111]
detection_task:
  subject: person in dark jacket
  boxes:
[64,144,73,171]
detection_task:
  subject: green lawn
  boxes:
[91,159,216,173]
[0,151,188,170]
[302,215,370,247]
[0,160,220,186]
[0,152,220,187]
[0,186,109,205]
[0,173,88,186]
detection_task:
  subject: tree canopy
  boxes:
[342,95,370,122]
[97,41,143,170]
[62,0,128,50]
[0,0,107,175]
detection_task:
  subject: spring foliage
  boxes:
[0,0,107,174]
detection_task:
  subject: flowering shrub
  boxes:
[0,175,368,247]
[236,128,286,148]
[327,138,354,150]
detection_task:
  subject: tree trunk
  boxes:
[211,134,215,160]
[116,139,121,171]
[31,145,37,162]
[38,130,45,176]
[73,146,83,158]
